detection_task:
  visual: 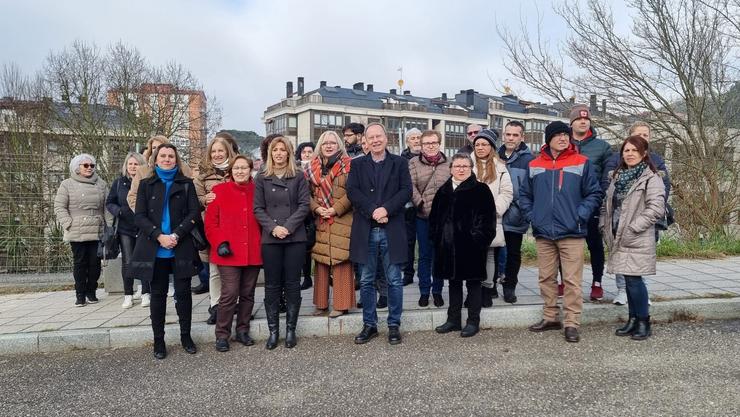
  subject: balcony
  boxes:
[382,102,428,112]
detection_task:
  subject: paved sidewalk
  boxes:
[1,257,739,354]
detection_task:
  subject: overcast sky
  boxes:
[0,0,632,134]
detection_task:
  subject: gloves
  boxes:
[217,241,232,257]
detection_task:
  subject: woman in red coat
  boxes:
[205,155,262,352]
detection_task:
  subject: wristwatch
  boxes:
[171,233,179,240]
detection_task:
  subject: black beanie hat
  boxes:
[544,121,571,145]
[473,128,498,148]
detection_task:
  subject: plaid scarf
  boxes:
[305,154,351,225]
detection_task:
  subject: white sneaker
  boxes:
[133,285,142,300]
[141,293,151,307]
[122,295,133,309]
[167,284,174,297]
[613,289,628,305]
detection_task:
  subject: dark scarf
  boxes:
[321,152,341,176]
[614,161,647,201]
[420,152,444,166]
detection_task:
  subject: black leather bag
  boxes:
[98,218,120,260]
[184,182,209,251]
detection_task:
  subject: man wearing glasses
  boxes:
[342,123,365,158]
[458,124,483,155]
[519,121,602,343]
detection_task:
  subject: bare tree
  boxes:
[499,0,740,238]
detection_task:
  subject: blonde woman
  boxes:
[195,135,238,325]
[306,131,355,318]
[470,129,513,307]
[254,136,311,349]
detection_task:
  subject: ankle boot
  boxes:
[481,287,494,308]
[615,317,637,336]
[264,298,280,350]
[631,316,651,340]
[300,276,313,290]
[285,297,302,348]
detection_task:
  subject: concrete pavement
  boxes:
[1,257,739,355]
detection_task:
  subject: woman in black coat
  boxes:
[131,143,201,359]
[106,152,149,309]
[429,153,496,337]
[254,136,311,350]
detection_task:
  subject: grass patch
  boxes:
[0,284,75,295]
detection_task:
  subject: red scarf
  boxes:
[305,155,351,224]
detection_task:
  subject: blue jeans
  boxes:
[360,228,403,327]
[624,275,649,319]
[416,217,443,296]
[198,261,210,287]
[497,245,507,275]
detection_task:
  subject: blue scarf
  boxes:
[155,166,178,258]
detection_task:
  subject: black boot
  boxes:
[615,317,637,336]
[279,293,287,314]
[503,287,517,304]
[481,287,494,308]
[207,305,217,325]
[285,297,302,348]
[300,276,313,290]
[153,337,167,360]
[264,298,279,350]
[631,316,651,341]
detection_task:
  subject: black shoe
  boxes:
[181,334,197,354]
[285,297,301,349]
[615,317,637,336]
[491,286,499,299]
[432,293,444,307]
[86,292,99,304]
[234,331,254,346]
[215,338,229,352]
[481,287,494,308]
[354,325,378,344]
[74,294,86,307]
[435,321,461,334]
[503,287,517,304]
[528,319,563,332]
[461,323,479,338]
[264,298,280,350]
[564,327,580,343]
[403,276,414,286]
[388,326,402,345]
[631,317,651,341]
[300,277,313,290]
[191,284,209,295]
[376,295,388,309]
[418,294,429,307]
[356,301,363,309]
[153,338,167,360]
[207,305,218,325]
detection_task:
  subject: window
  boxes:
[444,121,467,156]
[404,117,427,131]
[312,111,344,140]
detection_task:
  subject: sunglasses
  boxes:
[467,130,480,136]
[80,163,96,169]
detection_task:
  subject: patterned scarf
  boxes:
[614,161,647,200]
[305,153,351,225]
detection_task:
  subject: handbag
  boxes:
[98,217,121,260]
[184,182,210,251]
[650,176,675,231]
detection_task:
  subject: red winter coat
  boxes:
[205,180,263,266]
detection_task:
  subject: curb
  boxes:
[1,297,738,355]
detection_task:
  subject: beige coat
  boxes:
[472,156,513,247]
[409,153,450,219]
[309,168,353,266]
[194,171,226,261]
[600,168,665,276]
[54,173,112,242]
[126,162,192,211]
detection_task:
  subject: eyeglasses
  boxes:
[467,130,480,136]
[451,165,472,170]
[421,142,439,146]
[322,141,338,147]
[80,163,95,169]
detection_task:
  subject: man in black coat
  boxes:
[347,123,412,345]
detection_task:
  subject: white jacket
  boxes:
[471,155,513,247]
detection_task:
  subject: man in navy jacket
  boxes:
[347,123,413,345]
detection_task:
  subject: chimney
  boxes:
[286,81,293,98]
[297,76,305,95]
[390,88,397,95]
[403,90,411,95]
[601,99,607,116]
[569,96,575,104]
[319,80,327,87]
[465,89,475,107]
[366,84,373,92]
[589,94,597,114]
[441,93,448,100]
[353,82,364,90]
[334,85,341,88]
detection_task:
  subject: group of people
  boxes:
[53,103,670,359]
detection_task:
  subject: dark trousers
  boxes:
[119,234,150,296]
[586,215,605,283]
[448,280,482,325]
[262,243,304,306]
[149,258,192,340]
[502,232,524,289]
[216,265,259,339]
[624,275,650,319]
[403,206,416,280]
[303,250,312,280]
[70,241,101,296]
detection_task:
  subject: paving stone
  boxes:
[38,329,110,352]
[21,322,68,332]
[61,319,109,330]
[0,324,32,334]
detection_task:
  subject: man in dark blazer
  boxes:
[347,123,412,345]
